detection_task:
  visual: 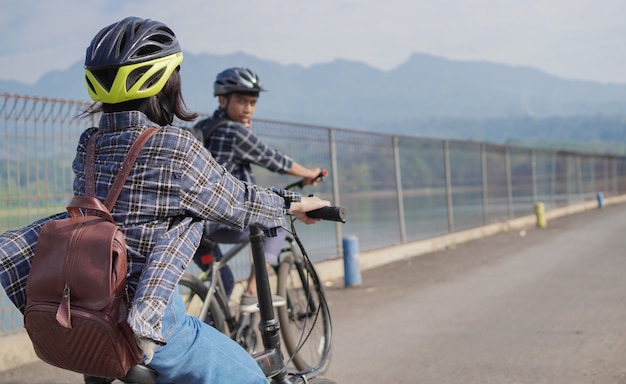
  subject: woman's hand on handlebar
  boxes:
[289,195,331,224]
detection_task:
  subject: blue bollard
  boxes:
[342,235,362,287]
[597,192,604,208]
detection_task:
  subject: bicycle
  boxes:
[119,205,346,384]
[177,171,337,373]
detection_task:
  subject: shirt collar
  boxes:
[98,111,159,132]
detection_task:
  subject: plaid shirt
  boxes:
[0,111,300,343]
[198,109,293,184]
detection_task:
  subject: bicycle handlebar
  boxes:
[305,206,347,223]
[285,169,346,222]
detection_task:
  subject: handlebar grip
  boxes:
[305,206,347,223]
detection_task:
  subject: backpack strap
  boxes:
[85,131,100,197]
[196,117,229,146]
[83,128,161,211]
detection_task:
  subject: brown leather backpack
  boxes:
[24,128,159,378]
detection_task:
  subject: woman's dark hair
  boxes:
[85,70,198,126]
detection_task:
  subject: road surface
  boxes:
[2,204,626,383]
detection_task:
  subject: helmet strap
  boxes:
[221,94,232,118]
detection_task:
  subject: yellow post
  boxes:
[534,202,547,228]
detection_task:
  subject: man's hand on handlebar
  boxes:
[302,167,325,186]
[285,168,328,190]
[289,195,331,224]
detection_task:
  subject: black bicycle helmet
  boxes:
[213,67,266,96]
[85,16,183,104]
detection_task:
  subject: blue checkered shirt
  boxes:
[197,109,293,184]
[0,111,300,343]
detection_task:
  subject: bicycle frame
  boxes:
[120,220,339,383]
[196,240,248,325]
[195,233,307,323]
[201,226,327,381]
[197,226,318,381]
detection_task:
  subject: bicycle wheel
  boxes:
[177,272,227,334]
[277,253,332,373]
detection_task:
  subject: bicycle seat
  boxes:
[120,364,158,383]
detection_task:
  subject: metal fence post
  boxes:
[576,156,583,201]
[589,157,596,197]
[328,128,343,258]
[612,157,618,196]
[505,147,513,218]
[531,149,537,203]
[392,136,407,243]
[551,152,557,207]
[481,143,488,225]
[443,140,454,233]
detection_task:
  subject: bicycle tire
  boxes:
[277,253,333,374]
[177,272,228,334]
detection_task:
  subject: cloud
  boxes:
[1,0,626,84]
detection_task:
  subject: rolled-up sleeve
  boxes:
[180,137,300,229]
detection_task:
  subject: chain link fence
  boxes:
[2,92,626,335]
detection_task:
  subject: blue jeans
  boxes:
[148,294,268,384]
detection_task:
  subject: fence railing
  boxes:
[2,92,626,336]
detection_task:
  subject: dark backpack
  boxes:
[23,128,159,378]
[188,117,229,147]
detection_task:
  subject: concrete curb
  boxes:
[2,195,625,372]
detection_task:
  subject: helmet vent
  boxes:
[85,75,97,95]
[127,66,150,90]
[135,45,160,58]
[118,34,128,56]
[91,68,118,92]
[140,68,166,91]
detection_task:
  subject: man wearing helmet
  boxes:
[193,67,323,312]
[0,17,330,384]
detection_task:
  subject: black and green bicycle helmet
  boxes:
[84,16,183,104]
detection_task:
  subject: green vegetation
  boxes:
[0,158,73,231]
[377,115,626,156]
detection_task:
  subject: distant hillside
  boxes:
[2,51,626,154]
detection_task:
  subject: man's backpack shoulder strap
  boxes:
[194,117,230,146]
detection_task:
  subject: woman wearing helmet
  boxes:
[0,17,330,384]
[192,67,323,312]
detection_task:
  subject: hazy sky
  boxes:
[2,0,625,85]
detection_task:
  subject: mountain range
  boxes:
[2,52,626,153]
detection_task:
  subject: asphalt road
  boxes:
[2,203,626,383]
[324,203,626,384]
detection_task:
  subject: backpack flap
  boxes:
[66,195,115,223]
